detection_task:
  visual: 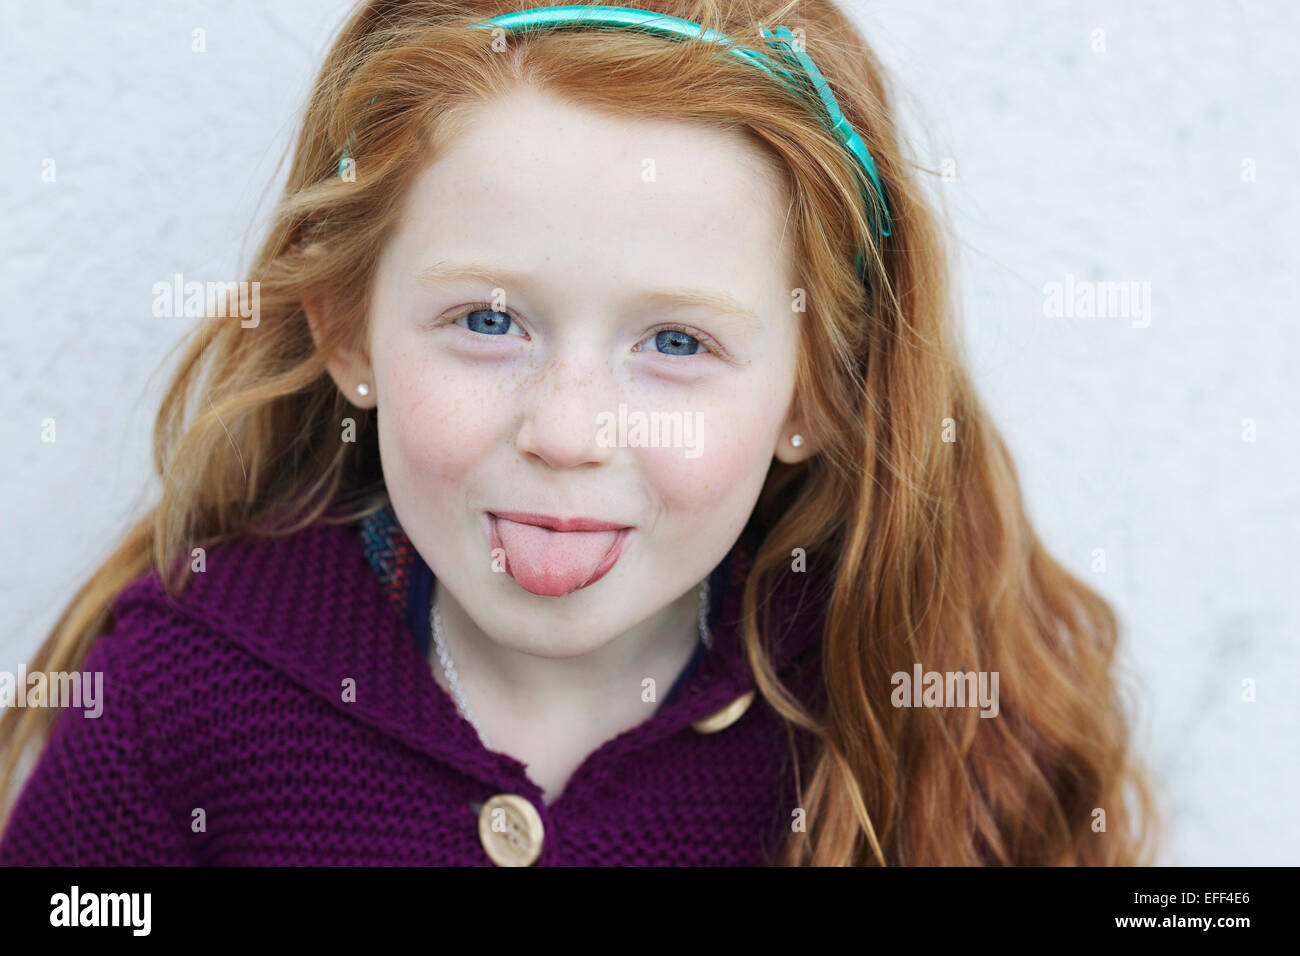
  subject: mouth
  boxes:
[486,512,633,597]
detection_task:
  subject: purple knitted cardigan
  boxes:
[0,516,827,866]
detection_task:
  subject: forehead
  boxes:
[390,85,795,298]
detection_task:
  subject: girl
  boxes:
[0,0,1160,865]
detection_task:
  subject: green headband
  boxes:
[338,4,892,273]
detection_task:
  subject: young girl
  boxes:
[0,0,1160,866]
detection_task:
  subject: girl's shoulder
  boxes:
[1,517,413,867]
[115,518,371,617]
[105,518,396,686]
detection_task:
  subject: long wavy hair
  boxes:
[0,0,1161,865]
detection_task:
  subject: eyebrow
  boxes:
[414,261,762,329]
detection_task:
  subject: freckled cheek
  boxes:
[381,355,508,485]
[642,399,774,514]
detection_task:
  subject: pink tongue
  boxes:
[495,519,619,596]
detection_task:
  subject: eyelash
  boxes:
[441,305,727,359]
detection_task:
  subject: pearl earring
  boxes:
[356,383,370,397]
[790,433,804,447]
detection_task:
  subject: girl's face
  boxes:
[332,85,815,656]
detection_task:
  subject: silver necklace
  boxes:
[430,577,712,745]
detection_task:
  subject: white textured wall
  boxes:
[1,1,1295,865]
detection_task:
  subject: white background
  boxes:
[1,0,1295,865]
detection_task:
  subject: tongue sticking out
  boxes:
[493,517,624,597]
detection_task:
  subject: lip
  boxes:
[486,512,634,592]
[489,511,632,533]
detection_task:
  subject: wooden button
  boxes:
[477,793,545,866]
[690,689,755,734]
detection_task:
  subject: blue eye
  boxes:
[456,308,520,336]
[645,328,704,356]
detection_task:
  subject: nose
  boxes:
[513,351,618,470]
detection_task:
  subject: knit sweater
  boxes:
[0,508,827,866]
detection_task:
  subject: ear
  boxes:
[304,294,376,410]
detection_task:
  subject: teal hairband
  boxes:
[337,4,892,270]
